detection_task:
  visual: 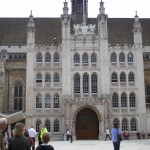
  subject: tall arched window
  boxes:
[36,53,42,62]
[45,94,50,108]
[36,119,42,132]
[119,52,125,63]
[45,73,51,83]
[128,72,135,82]
[54,119,60,132]
[112,93,118,108]
[128,52,133,63]
[120,72,126,82]
[129,93,136,108]
[54,94,59,108]
[122,118,128,131]
[36,94,42,108]
[91,53,97,63]
[83,73,89,93]
[53,52,59,63]
[111,52,117,63]
[45,119,51,132]
[74,73,80,93]
[74,53,80,63]
[130,118,137,131]
[91,73,97,93]
[54,73,59,82]
[14,81,23,111]
[111,72,118,82]
[82,53,88,64]
[45,52,51,62]
[121,93,127,107]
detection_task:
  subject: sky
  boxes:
[0,0,149,18]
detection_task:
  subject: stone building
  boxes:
[0,0,150,140]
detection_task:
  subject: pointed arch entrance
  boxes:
[76,108,99,140]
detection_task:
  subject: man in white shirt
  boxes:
[105,128,111,141]
[28,126,37,150]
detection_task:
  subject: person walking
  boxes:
[36,132,54,150]
[111,123,122,150]
[66,129,70,141]
[69,128,73,143]
[0,118,8,150]
[28,126,37,150]
[8,122,31,150]
[105,128,111,141]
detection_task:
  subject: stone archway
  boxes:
[75,108,99,140]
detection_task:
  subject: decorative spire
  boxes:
[99,0,105,15]
[63,0,69,15]
[27,10,35,29]
[134,11,141,29]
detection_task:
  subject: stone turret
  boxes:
[27,11,35,49]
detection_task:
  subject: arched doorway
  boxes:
[76,108,99,140]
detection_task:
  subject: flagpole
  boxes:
[83,0,86,25]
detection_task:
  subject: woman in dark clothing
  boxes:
[36,132,54,150]
[8,122,31,150]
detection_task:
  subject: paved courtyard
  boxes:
[35,139,150,150]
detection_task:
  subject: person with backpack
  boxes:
[111,123,122,150]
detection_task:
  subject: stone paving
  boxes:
[35,139,150,150]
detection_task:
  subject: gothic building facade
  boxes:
[0,0,150,140]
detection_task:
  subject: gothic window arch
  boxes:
[35,119,42,132]
[120,72,126,82]
[53,52,59,63]
[14,81,23,111]
[54,73,59,82]
[111,72,118,82]
[112,93,119,108]
[54,119,59,132]
[91,73,97,93]
[129,93,136,108]
[91,53,97,63]
[111,52,117,63]
[122,118,128,131]
[45,119,51,132]
[18,55,22,60]
[9,55,12,59]
[36,93,42,108]
[119,52,125,63]
[121,93,127,107]
[74,73,80,93]
[36,73,42,83]
[45,94,50,108]
[128,72,135,82]
[83,73,89,93]
[53,94,59,108]
[82,53,88,64]
[45,73,51,83]
[74,53,80,64]
[14,55,17,60]
[130,118,137,131]
[36,52,42,62]
[45,52,51,62]
[128,52,134,63]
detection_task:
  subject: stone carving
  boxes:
[74,24,96,34]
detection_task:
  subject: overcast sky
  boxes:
[0,0,149,18]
